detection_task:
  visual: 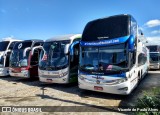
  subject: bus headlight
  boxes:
[79,75,85,80]
[104,78,128,85]
[114,78,128,84]
[63,71,68,76]
[59,71,68,78]
[21,70,28,76]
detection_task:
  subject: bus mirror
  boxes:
[31,46,43,55]
[64,44,70,54]
[7,49,11,53]
[23,47,31,57]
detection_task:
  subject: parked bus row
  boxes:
[0,14,152,95]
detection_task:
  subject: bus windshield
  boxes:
[39,40,70,70]
[80,44,128,74]
[0,41,10,51]
[82,15,130,41]
[10,41,32,67]
[150,53,159,63]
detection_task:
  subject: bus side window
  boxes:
[130,51,136,68]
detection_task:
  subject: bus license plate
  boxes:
[14,74,18,76]
[46,79,53,83]
[94,86,103,91]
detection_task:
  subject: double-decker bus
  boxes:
[0,39,21,76]
[147,45,160,69]
[9,40,44,78]
[38,34,81,83]
[78,14,149,95]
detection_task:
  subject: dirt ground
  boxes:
[0,70,160,115]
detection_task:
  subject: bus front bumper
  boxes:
[0,68,9,76]
[78,78,132,95]
[39,75,69,84]
[9,70,30,78]
[149,64,160,69]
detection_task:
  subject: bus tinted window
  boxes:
[147,46,158,52]
[0,41,9,51]
[82,15,130,41]
[13,42,32,50]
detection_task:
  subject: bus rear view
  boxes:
[147,45,160,69]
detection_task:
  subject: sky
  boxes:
[0,0,160,44]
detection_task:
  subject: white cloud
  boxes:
[145,19,160,27]
[1,36,15,41]
[151,30,160,34]
[146,36,160,45]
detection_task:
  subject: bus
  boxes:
[78,14,149,95]
[9,40,44,78]
[0,39,21,76]
[38,34,81,83]
[146,45,160,69]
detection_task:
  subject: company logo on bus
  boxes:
[92,76,104,80]
[18,43,22,49]
[96,80,100,84]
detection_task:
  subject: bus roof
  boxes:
[1,39,22,42]
[21,39,44,43]
[82,14,132,42]
[89,14,132,24]
[46,34,81,42]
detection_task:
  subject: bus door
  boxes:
[69,41,80,83]
[30,46,43,78]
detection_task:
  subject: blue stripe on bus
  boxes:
[80,35,130,46]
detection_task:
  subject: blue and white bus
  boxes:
[78,14,149,95]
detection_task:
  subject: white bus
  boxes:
[146,45,160,69]
[78,14,149,95]
[38,34,81,83]
[0,39,21,76]
[9,40,44,78]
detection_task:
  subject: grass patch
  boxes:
[135,87,160,115]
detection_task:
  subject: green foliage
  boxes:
[135,87,160,115]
